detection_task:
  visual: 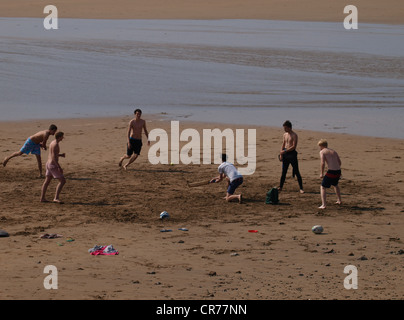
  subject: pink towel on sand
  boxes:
[89,245,119,255]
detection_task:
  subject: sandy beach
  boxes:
[1,0,403,303]
[1,0,404,24]
[1,116,403,300]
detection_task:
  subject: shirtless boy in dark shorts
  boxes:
[119,109,150,170]
[278,120,304,193]
[318,139,342,209]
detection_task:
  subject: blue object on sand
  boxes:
[0,230,10,238]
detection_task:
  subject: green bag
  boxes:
[265,188,279,204]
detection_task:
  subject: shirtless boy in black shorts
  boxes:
[119,109,150,170]
[278,120,304,193]
[318,139,342,209]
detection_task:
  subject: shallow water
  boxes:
[0,18,403,138]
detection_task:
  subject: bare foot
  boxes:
[118,158,124,167]
[239,194,243,204]
[2,157,8,167]
[123,165,128,171]
[53,199,64,204]
[335,201,342,205]
[300,189,305,194]
[40,199,50,203]
[277,187,282,192]
[318,205,326,209]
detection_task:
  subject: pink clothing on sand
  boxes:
[88,244,119,256]
[89,245,119,256]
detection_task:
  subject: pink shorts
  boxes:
[46,162,64,179]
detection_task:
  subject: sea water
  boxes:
[0,18,403,138]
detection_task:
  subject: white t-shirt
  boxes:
[218,162,243,182]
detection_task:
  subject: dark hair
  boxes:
[55,132,64,139]
[221,154,227,162]
[134,109,142,114]
[49,124,57,131]
[283,120,292,128]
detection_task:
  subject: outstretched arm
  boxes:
[211,173,225,183]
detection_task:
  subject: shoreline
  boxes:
[1,114,404,142]
[1,113,404,141]
[2,16,404,26]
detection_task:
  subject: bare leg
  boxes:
[3,151,23,167]
[119,154,130,167]
[40,176,53,202]
[225,193,242,204]
[54,177,66,202]
[319,186,326,209]
[123,154,138,170]
[35,154,43,178]
[334,185,342,204]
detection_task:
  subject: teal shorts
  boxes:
[20,138,41,155]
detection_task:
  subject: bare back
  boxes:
[320,148,341,170]
[30,130,49,145]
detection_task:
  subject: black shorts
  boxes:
[322,170,341,188]
[127,138,142,156]
[227,177,243,195]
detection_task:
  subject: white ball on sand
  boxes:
[311,225,324,234]
[160,211,170,219]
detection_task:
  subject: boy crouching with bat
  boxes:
[210,154,243,204]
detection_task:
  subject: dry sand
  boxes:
[1,0,404,24]
[0,116,403,300]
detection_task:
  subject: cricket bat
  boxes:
[187,179,215,187]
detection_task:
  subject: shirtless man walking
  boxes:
[2,124,57,177]
[318,139,342,209]
[278,120,304,193]
[40,132,66,203]
[118,109,150,170]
